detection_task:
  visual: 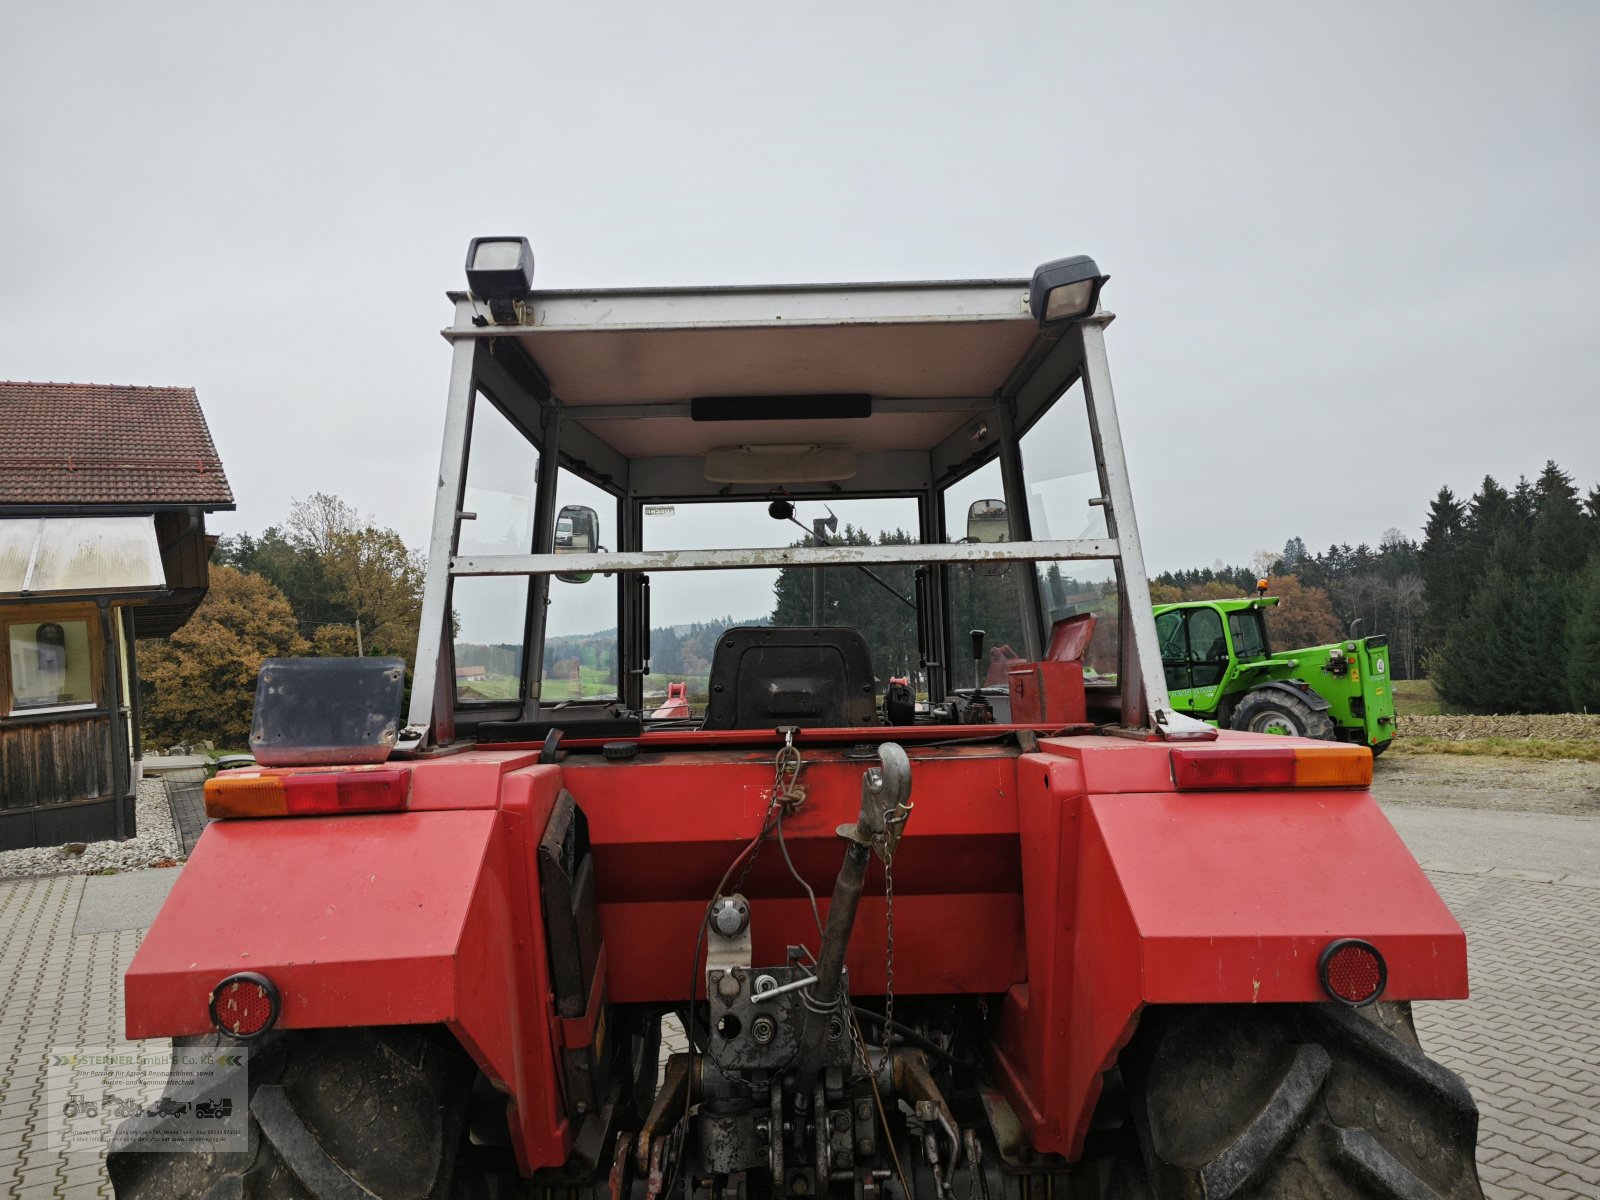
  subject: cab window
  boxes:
[1157,607,1228,691]
[1228,609,1270,661]
[1187,607,1227,688]
[1155,609,1188,691]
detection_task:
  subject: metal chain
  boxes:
[771,730,807,814]
[882,848,896,1065]
[877,795,910,1067]
[729,732,807,899]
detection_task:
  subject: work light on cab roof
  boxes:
[464,235,535,324]
[1029,254,1109,326]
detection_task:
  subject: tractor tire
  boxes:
[108,1027,477,1200]
[1370,739,1391,758]
[1229,689,1337,741]
[1123,1003,1483,1200]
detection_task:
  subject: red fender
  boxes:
[124,763,574,1173]
[993,739,1468,1159]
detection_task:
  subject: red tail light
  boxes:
[283,770,409,815]
[1319,939,1386,1006]
[209,972,280,1038]
[1170,744,1372,790]
[205,768,409,819]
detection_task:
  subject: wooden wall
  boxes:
[0,714,113,811]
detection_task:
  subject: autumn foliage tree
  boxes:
[139,565,309,747]
[216,493,425,667]
[1259,575,1343,649]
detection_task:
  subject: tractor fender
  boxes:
[124,763,576,1174]
[992,746,1467,1163]
[1247,678,1331,711]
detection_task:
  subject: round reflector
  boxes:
[1319,939,1386,1007]
[209,972,280,1039]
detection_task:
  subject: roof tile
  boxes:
[0,381,234,508]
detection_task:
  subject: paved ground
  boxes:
[154,769,208,857]
[0,757,1595,1197]
[0,874,162,1198]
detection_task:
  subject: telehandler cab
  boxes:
[1152,589,1399,752]
[112,244,1483,1199]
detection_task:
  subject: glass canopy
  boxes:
[0,516,166,597]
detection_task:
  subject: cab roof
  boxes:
[444,277,1093,492]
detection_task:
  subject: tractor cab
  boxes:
[403,242,1209,753]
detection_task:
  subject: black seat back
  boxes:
[702,626,877,730]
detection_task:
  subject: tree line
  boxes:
[1420,462,1600,713]
[139,494,425,747]
[1153,533,1426,677]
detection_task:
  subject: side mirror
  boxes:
[965,499,1008,544]
[965,499,1011,575]
[554,504,599,585]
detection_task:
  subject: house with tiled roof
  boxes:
[0,381,233,849]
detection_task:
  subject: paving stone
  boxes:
[0,875,149,1198]
[1411,858,1600,1200]
[3,803,1598,1199]
[72,876,178,940]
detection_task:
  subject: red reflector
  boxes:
[1319,939,1386,1007]
[282,769,409,815]
[209,972,280,1038]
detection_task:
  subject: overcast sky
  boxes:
[5,2,1598,621]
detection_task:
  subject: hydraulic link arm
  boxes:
[796,743,913,1098]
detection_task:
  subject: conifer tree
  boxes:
[1569,561,1600,712]
[1435,568,1551,712]
[1531,461,1587,576]
[1419,487,1467,652]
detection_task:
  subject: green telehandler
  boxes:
[1152,584,1397,752]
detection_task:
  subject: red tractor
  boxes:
[110,246,1483,1198]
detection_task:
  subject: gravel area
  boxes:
[0,778,181,880]
[1374,752,1600,816]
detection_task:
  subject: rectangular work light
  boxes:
[1029,255,1109,327]
[465,236,535,301]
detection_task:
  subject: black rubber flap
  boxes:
[249,656,405,766]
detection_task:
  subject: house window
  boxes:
[7,620,96,712]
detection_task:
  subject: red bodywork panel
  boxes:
[124,728,1467,1169]
[991,736,1466,1155]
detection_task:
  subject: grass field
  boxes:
[1389,678,1462,717]
[540,665,621,701]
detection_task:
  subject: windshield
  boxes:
[637,498,922,717]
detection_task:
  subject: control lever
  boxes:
[965,629,994,725]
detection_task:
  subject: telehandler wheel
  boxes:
[1229,689,1337,741]
[108,1027,476,1200]
[1123,1003,1483,1200]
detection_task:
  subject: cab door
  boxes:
[1157,607,1229,717]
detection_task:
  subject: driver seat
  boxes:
[702,626,878,730]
